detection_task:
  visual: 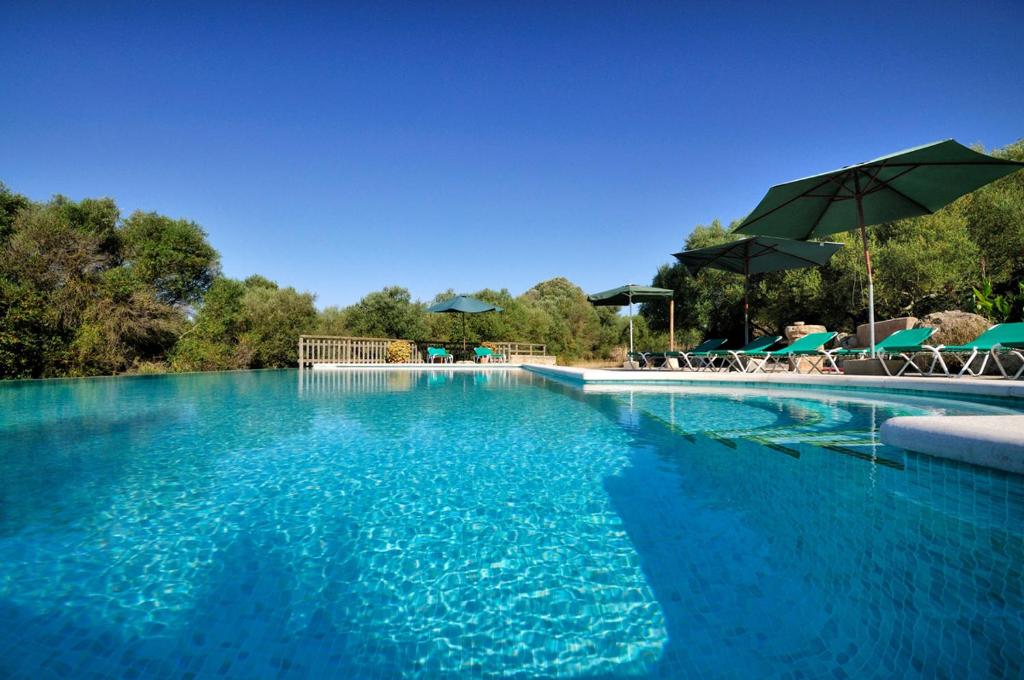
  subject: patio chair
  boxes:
[473,347,506,363]
[922,322,1024,378]
[825,327,936,376]
[701,335,782,372]
[679,338,728,370]
[427,347,454,364]
[744,332,838,373]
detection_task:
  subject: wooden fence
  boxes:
[298,335,546,367]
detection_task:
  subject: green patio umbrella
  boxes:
[734,139,1024,355]
[588,284,674,355]
[674,236,843,344]
[426,295,503,350]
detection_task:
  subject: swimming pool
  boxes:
[1,369,1021,678]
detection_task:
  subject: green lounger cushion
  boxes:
[704,335,781,356]
[746,331,836,357]
[684,338,728,357]
[831,327,936,356]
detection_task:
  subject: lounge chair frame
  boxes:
[744,332,838,374]
[991,344,1024,379]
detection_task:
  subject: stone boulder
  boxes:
[856,316,918,348]
[914,311,989,347]
[835,332,857,350]
[784,322,827,344]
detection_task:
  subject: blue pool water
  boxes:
[0,369,1022,678]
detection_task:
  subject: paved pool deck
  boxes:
[522,364,1024,475]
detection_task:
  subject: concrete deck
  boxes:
[520,364,1024,401]
[881,416,1024,475]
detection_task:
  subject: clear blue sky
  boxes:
[3,1,1022,308]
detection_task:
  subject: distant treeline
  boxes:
[0,185,628,378]
[2,138,1020,378]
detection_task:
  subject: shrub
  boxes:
[386,340,412,363]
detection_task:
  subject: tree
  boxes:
[239,284,318,368]
[342,286,427,339]
[121,211,220,307]
[0,182,29,244]
[69,269,183,375]
[170,277,253,372]
[170,276,317,371]
[520,277,605,359]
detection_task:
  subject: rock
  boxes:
[784,322,827,343]
[836,332,858,350]
[856,316,918,348]
[914,311,990,347]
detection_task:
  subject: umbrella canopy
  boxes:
[674,236,843,343]
[588,284,674,355]
[426,295,503,314]
[734,139,1024,354]
[426,295,503,350]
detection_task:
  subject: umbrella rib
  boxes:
[738,175,840,229]
[757,243,835,270]
[804,173,850,236]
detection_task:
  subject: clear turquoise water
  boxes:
[0,369,1022,679]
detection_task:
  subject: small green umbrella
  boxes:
[588,284,674,355]
[426,295,503,350]
[734,139,1024,354]
[674,236,843,344]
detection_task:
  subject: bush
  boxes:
[387,340,412,363]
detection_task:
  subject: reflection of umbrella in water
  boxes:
[426,295,503,350]
[734,139,1024,355]
[674,236,843,344]
[588,284,674,355]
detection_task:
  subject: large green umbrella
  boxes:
[734,139,1024,355]
[426,295,503,350]
[588,284,674,355]
[674,236,843,344]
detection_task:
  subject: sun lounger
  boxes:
[701,335,782,372]
[922,322,1024,378]
[744,331,837,373]
[679,338,728,370]
[826,327,936,376]
[473,347,506,363]
[427,347,454,364]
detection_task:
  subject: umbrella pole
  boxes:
[462,313,467,352]
[854,178,876,357]
[628,292,634,356]
[743,254,750,345]
[668,299,675,351]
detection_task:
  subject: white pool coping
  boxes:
[880,416,1024,475]
[520,364,1024,400]
[522,364,1024,475]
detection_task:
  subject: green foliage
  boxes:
[973,278,1022,323]
[343,286,427,339]
[121,211,220,306]
[170,276,317,371]
[69,270,183,376]
[239,284,318,368]
[0,191,219,377]
[0,182,29,243]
